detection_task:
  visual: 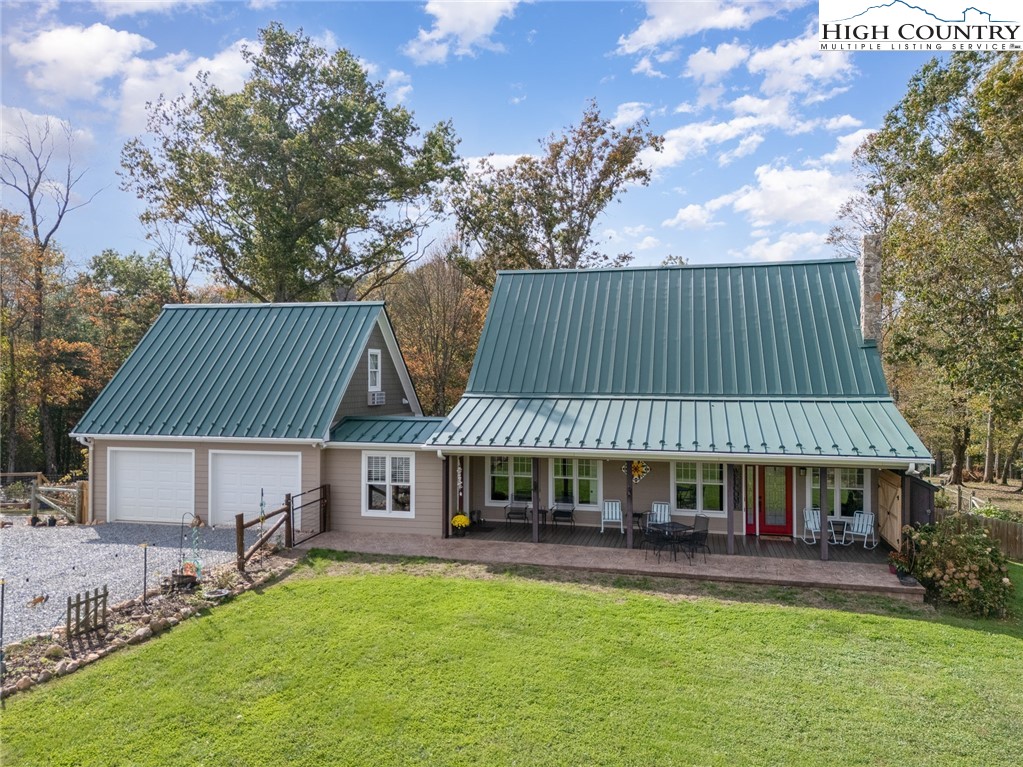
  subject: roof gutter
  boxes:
[420,443,932,469]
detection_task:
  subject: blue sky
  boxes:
[1,1,950,270]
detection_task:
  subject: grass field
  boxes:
[3,552,1021,767]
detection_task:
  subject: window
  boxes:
[362,451,414,518]
[368,349,381,392]
[810,468,866,518]
[551,458,600,508]
[488,456,532,505]
[674,461,726,515]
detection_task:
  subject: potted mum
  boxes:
[888,549,911,576]
[451,514,471,537]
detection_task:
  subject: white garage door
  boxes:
[109,449,194,523]
[209,452,302,527]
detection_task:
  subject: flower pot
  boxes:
[889,564,898,574]
[452,528,466,537]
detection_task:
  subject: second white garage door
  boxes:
[209,451,302,527]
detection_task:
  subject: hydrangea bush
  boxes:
[904,515,1014,617]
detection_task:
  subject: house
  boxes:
[71,302,446,535]
[428,242,931,555]
[73,242,930,559]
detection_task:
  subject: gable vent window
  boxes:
[368,349,381,392]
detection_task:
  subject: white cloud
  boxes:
[118,39,253,134]
[385,69,413,104]
[8,23,155,100]
[632,56,666,78]
[816,128,874,165]
[635,235,661,251]
[404,0,521,65]
[729,164,853,227]
[685,41,748,84]
[93,0,210,17]
[824,115,862,131]
[1,105,95,156]
[465,153,528,174]
[732,231,829,261]
[617,1,809,53]
[718,133,764,165]
[662,203,724,230]
[624,224,651,237]
[247,0,278,9]
[610,101,650,128]
[747,30,854,97]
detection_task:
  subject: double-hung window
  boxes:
[363,452,414,518]
[810,468,866,517]
[551,458,599,507]
[674,461,725,514]
[368,349,381,392]
[488,456,532,504]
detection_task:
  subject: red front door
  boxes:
[758,466,792,536]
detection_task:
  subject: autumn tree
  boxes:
[2,114,96,475]
[837,53,1023,485]
[451,101,662,287]
[122,23,461,303]
[383,240,488,415]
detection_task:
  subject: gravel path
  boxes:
[0,519,262,645]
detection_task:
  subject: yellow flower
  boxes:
[451,514,471,529]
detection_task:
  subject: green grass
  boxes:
[3,555,1021,767]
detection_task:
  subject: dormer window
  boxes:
[368,349,381,392]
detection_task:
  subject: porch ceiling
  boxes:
[426,395,931,465]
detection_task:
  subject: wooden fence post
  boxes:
[235,513,246,571]
[30,480,39,520]
[284,494,293,549]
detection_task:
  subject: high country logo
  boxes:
[818,1,1022,50]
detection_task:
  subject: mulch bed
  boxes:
[1,551,297,699]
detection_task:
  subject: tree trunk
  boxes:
[3,327,17,473]
[1002,431,1023,485]
[982,407,995,483]
[950,422,970,485]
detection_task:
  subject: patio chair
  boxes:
[647,501,672,529]
[640,524,675,563]
[600,499,624,534]
[678,514,711,564]
[801,507,841,545]
[504,501,531,525]
[840,510,878,549]
[551,499,576,529]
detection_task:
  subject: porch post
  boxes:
[625,470,634,550]
[819,467,829,561]
[531,457,540,544]
[725,464,735,555]
[442,457,450,539]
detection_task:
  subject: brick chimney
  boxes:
[859,234,882,345]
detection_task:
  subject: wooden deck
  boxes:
[464,520,890,564]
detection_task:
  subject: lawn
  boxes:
[3,553,1021,767]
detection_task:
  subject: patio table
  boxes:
[648,521,694,560]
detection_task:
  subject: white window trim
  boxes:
[486,455,533,507]
[548,458,602,510]
[805,468,872,519]
[670,461,727,518]
[361,450,415,519]
[368,349,382,392]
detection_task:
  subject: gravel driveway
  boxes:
[0,520,260,645]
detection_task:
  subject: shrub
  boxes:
[971,503,1023,524]
[904,515,1014,617]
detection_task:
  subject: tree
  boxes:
[2,113,95,475]
[122,23,461,303]
[383,239,488,415]
[451,101,662,287]
[838,53,1023,485]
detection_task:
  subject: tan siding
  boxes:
[92,439,321,523]
[335,325,414,418]
[322,447,444,535]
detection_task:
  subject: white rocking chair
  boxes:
[647,501,672,528]
[601,499,624,534]
[801,507,840,545]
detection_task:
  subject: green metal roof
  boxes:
[433,260,930,464]
[330,416,444,445]
[73,303,383,440]
[428,396,929,462]
[468,259,887,397]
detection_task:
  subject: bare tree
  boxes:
[1,113,97,475]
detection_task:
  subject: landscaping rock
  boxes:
[150,617,170,634]
[43,643,65,660]
[86,653,100,664]
[110,638,127,649]
[37,670,52,683]
[15,675,34,691]
[54,660,69,674]
[168,616,180,627]
[5,642,25,656]
[129,626,153,644]
[66,661,80,674]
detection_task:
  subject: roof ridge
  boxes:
[495,258,855,276]
[162,302,385,309]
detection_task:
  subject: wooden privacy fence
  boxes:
[934,508,1023,560]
